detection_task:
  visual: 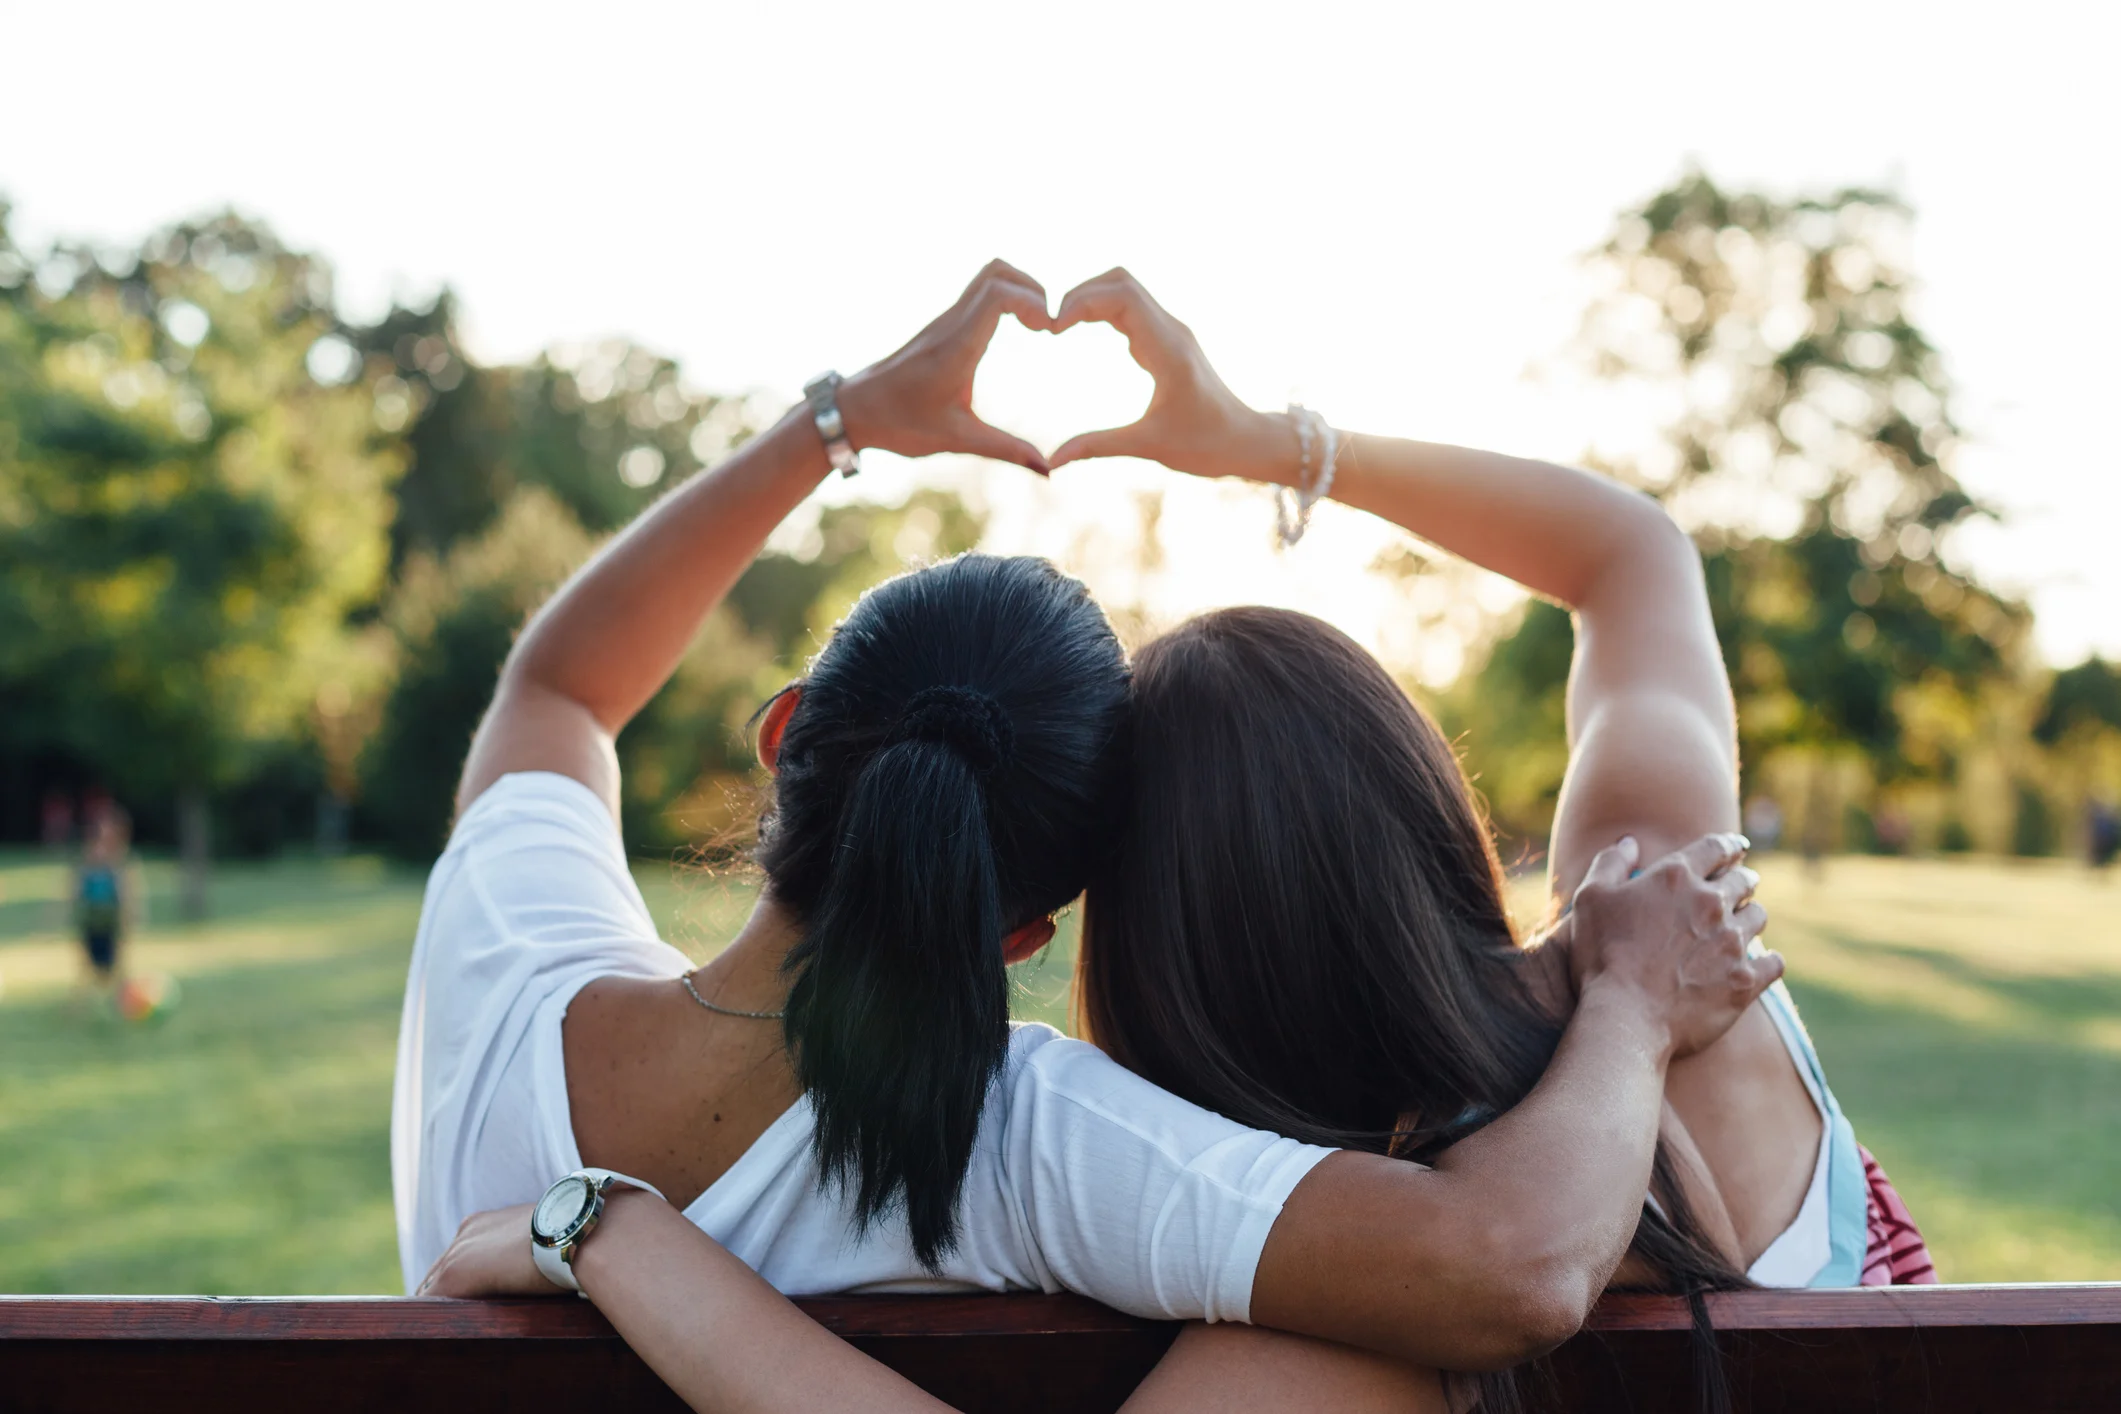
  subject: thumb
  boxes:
[1049,421,1151,470]
[954,415,1051,475]
[1581,834,1641,892]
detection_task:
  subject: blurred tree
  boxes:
[0,207,401,911]
[357,486,984,859]
[352,296,762,571]
[0,199,992,875]
[359,489,593,857]
[724,491,985,662]
[1448,171,2030,850]
[2034,656,2121,745]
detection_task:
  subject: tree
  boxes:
[356,486,986,860]
[0,208,402,910]
[351,295,762,572]
[1449,171,2030,852]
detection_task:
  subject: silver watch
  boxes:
[529,1167,666,1293]
[803,371,861,477]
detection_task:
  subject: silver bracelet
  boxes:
[1274,405,1338,547]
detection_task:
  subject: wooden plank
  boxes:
[0,1291,1154,1341]
[1590,1282,2121,1332]
[6,1288,2121,1413]
[0,1294,1177,1414]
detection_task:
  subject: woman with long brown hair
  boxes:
[1055,270,1937,1407]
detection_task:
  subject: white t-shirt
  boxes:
[391,772,1334,1321]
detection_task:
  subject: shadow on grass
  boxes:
[1815,930,2121,1030]
[1786,968,2121,1227]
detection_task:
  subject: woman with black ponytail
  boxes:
[405,261,1780,1412]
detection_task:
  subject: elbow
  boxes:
[1498,1263,1599,1365]
[1467,1274,1594,1371]
[1634,498,1705,583]
[1582,494,1704,611]
[1446,1220,1602,1369]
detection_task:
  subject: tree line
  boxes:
[3,174,2115,918]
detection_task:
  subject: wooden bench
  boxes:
[6,1285,2119,1411]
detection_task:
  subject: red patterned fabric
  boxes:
[1858,1145,1937,1285]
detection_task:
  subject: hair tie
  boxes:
[888,686,1014,775]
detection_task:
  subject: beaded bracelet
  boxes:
[1274,405,1341,547]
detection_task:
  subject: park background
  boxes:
[2,1,2117,1294]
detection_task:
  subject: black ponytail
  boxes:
[756,556,1128,1270]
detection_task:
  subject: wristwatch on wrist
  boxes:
[803,371,861,478]
[529,1168,666,1294]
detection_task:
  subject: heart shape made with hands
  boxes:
[970,317,1154,463]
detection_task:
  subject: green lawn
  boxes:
[0,848,2114,1293]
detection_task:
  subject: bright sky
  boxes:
[6,1,2115,668]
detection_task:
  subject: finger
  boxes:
[1579,835,1642,892]
[1048,421,1151,469]
[1052,279,1148,337]
[980,258,1049,308]
[1736,949,1786,1008]
[961,257,1046,302]
[975,277,1055,335]
[1713,863,1761,913]
[954,414,1051,475]
[1731,899,1768,944]
[1673,831,1749,880]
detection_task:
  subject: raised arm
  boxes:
[1045,269,1736,901]
[456,260,1058,819]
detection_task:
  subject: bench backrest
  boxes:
[7,1285,2121,1412]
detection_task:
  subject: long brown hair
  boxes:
[1078,607,1746,1413]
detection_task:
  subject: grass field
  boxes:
[0,847,2114,1294]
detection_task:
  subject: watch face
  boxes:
[533,1176,592,1243]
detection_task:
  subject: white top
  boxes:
[391,772,1334,1321]
[1742,993,1834,1287]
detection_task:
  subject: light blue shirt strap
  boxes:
[1755,982,1869,1287]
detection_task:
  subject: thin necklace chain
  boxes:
[680,969,785,1020]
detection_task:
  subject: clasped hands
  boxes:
[833,260,1307,490]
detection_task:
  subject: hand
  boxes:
[416,1203,553,1298]
[1565,833,1779,1060]
[836,259,1053,474]
[1044,267,1301,485]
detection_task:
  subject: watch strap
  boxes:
[530,1168,668,1294]
[532,1229,582,1292]
[803,372,860,478]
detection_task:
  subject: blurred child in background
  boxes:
[75,805,139,999]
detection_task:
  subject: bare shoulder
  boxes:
[562,976,800,1208]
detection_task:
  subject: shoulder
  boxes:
[413,771,680,991]
[450,771,622,855]
[1002,1024,1136,1103]
[996,1026,1267,1159]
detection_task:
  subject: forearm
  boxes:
[575,1193,952,1414]
[1254,976,1671,1368]
[502,406,830,732]
[1426,976,1673,1320]
[1328,431,1688,612]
